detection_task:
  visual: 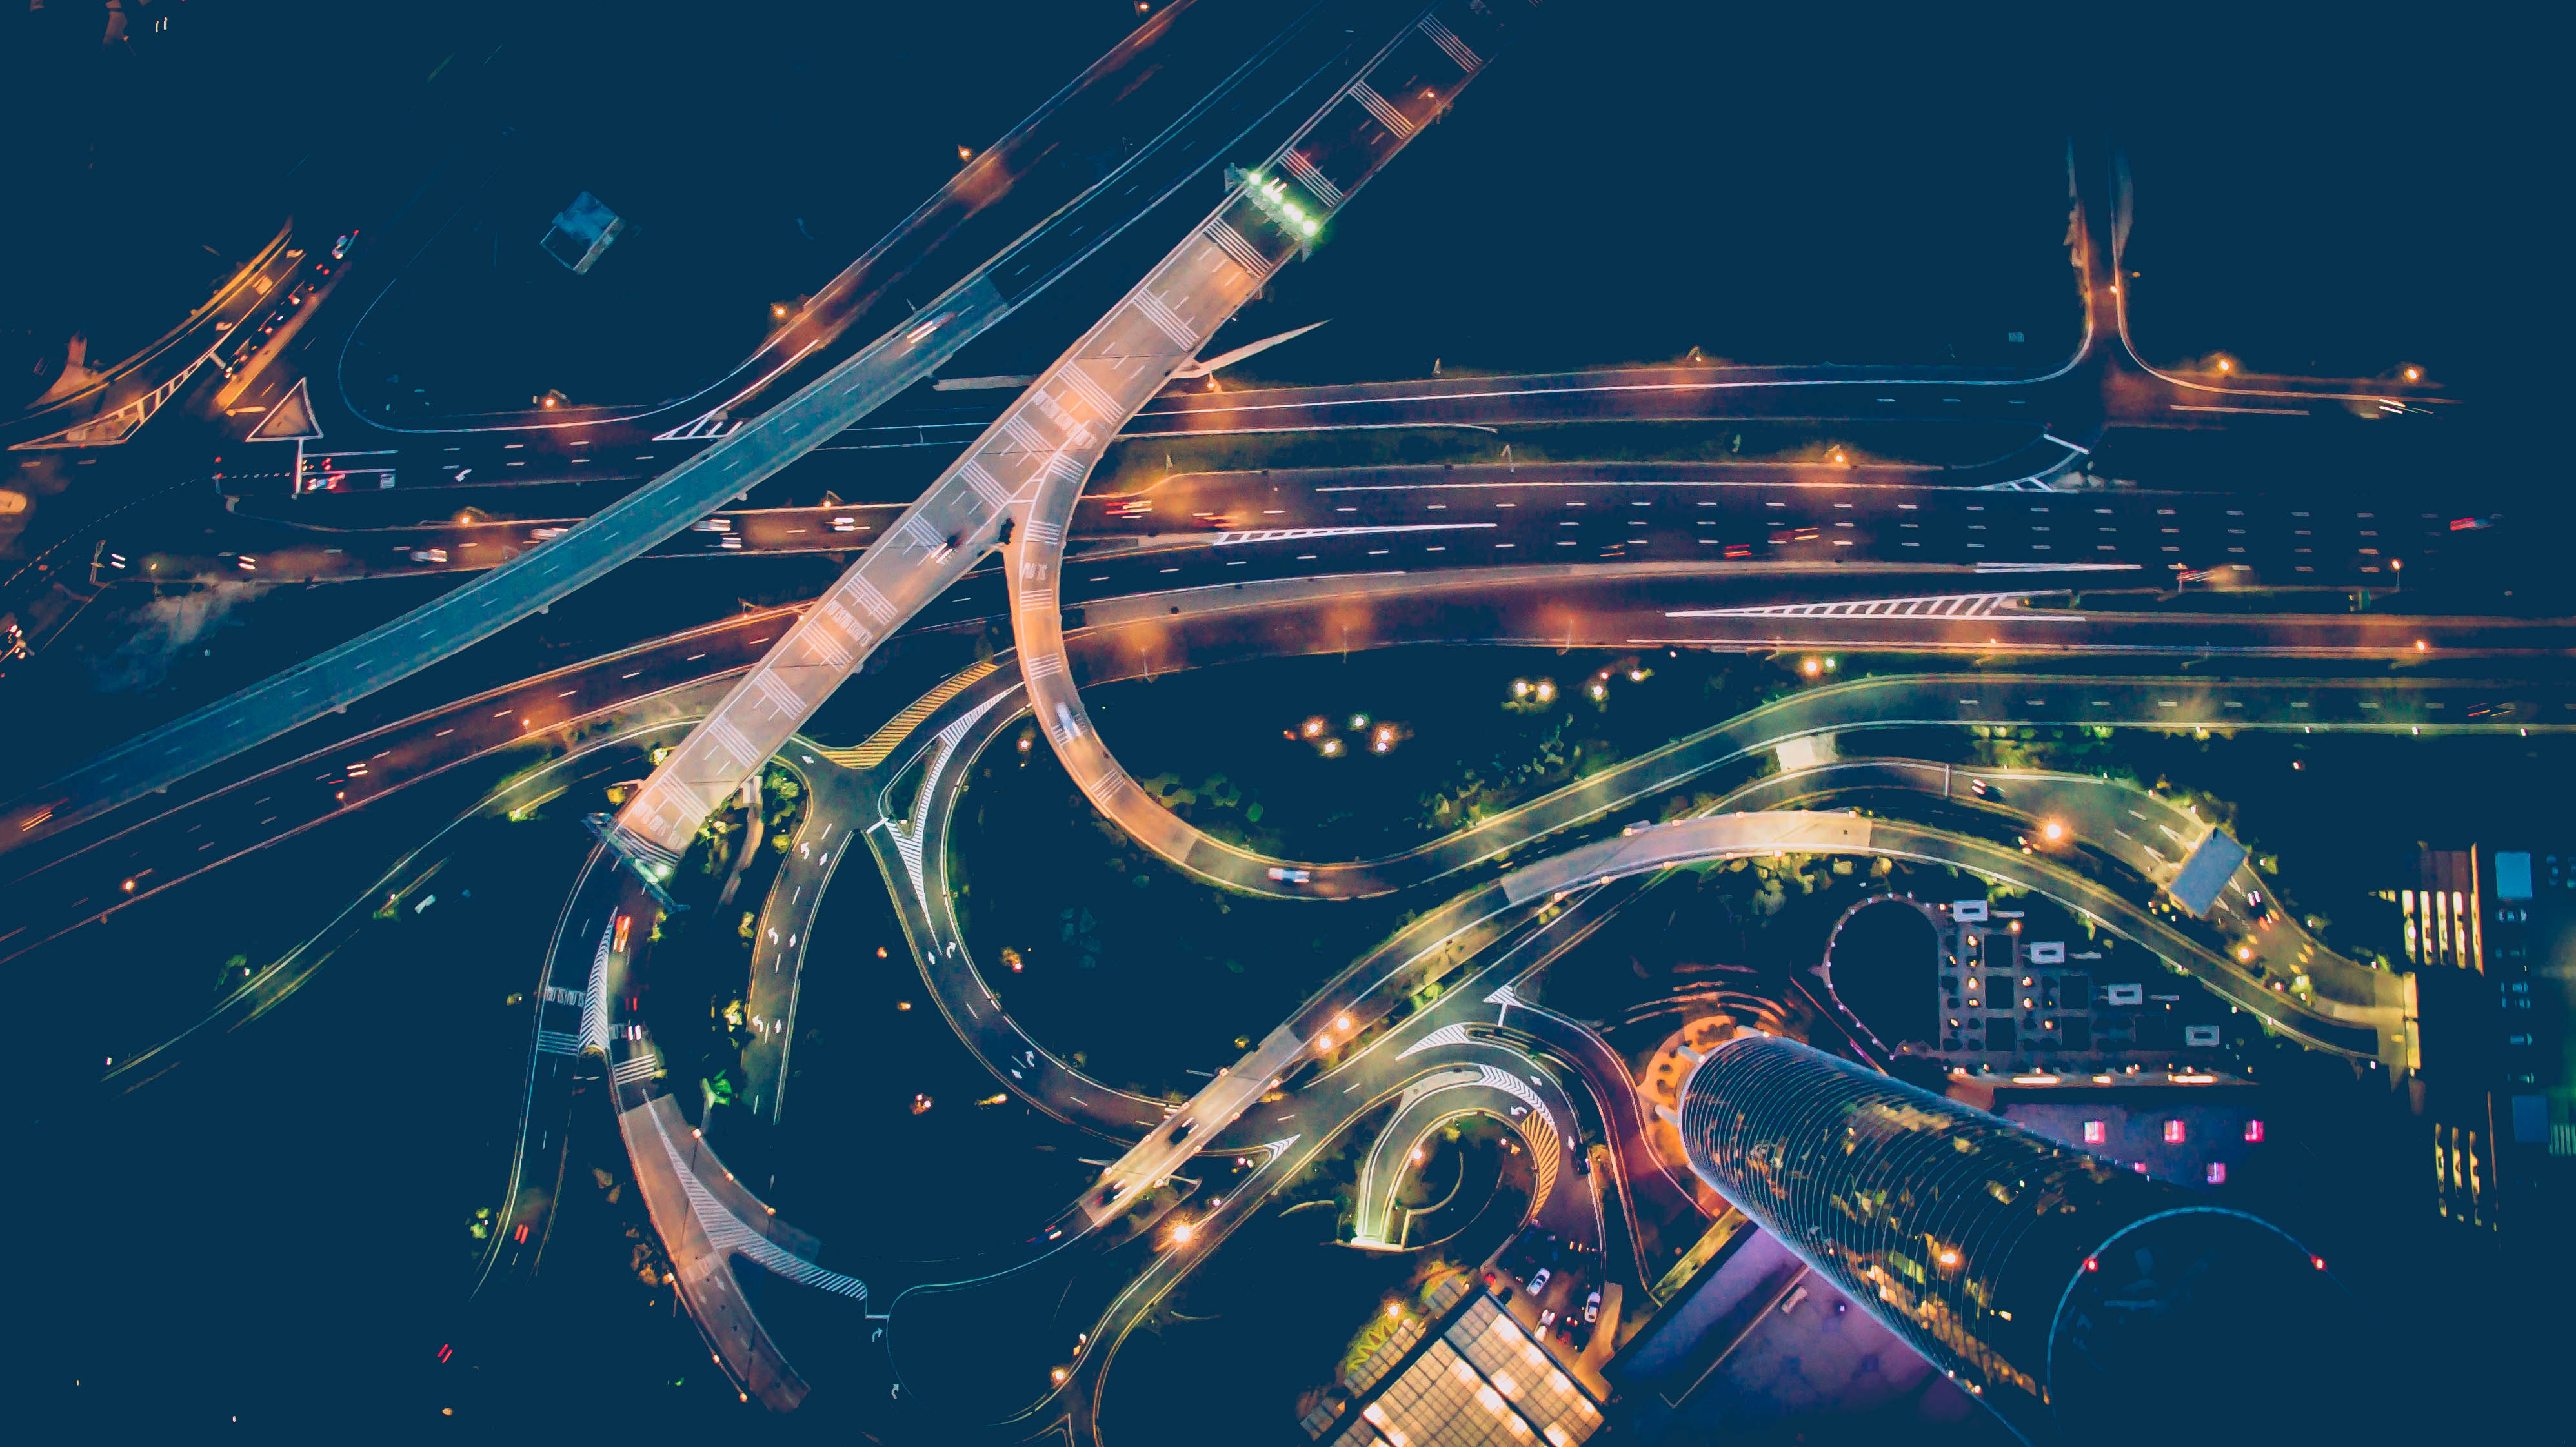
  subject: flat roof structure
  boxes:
[1313,1283,1604,1447]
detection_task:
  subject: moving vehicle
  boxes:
[1584,1288,1602,1323]
[1267,866,1311,884]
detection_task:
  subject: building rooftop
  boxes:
[1316,1286,1604,1447]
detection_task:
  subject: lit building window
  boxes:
[2082,1120,2106,1144]
[2206,1162,2228,1185]
[2244,1119,2265,1143]
[2162,1120,2186,1144]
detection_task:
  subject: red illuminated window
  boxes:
[2244,1119,2265,1143]
[2163,1119,2187,1144]
[2082,1120,2106,1144]
[2206,1162,2228,1185]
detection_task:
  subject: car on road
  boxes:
[530,527,567,541]
[1538,1308,1557,1330]
[1170,1118,1196,1142]
[1620,820,1655,837]
[1266,866,1311,884]
[1584,1288,1602,1323]
[828,516,860,532]
[690,518,732,532]
[408,548,448,563]
[1968,778,2001,800]
[1525,1266,1551,1295]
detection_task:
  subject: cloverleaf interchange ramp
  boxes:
[50,562,2502,1421]
[858,648,2456,1217]
[1,0,1367,853]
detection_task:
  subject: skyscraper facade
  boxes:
[1676,1033,2348,1446]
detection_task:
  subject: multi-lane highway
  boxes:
[116,453,2528,600]
[43,549,2533,1424]
[600,0,1529,879]
[11,7,2537,1439]
[5,223,307,452]
[1,0,1393,853]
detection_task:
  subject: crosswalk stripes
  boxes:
[1417,14,1483,72]
[1202,219,1269,275]
[1129,288,1201,350]
[537,1030,585,1057]
[1346,81,1416,139]
[613,1051,661,1086]
[1280,150,1343,208]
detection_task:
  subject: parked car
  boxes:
[1525,1267,1551,1295]
[1584,1288,1602,1323]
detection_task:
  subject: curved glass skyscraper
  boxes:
[1677,1034,2350,1447]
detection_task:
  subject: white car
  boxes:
[1584,1288,1602,1323]
[1266,867,1311,884]
[1525,1267,1551,1295]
